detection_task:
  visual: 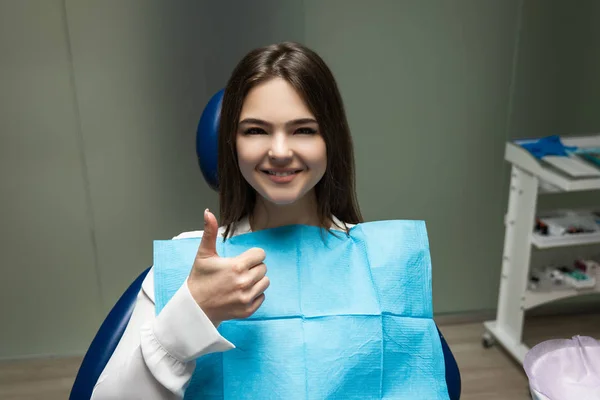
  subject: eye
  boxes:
[294,127,318,135]
[243,127,268,135]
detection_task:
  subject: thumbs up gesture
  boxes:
[187,209,269,327]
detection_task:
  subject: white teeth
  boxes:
[268,171,296,176]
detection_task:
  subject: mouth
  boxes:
[260,168,304,183]
[261,169,304,176]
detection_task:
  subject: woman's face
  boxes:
[236,78,327,206]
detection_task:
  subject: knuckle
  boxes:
[238,292,252,305]
[194,258,216,272]
[231,261,244,274]
[235,276,249,290]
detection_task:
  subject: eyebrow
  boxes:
[238,118,318,128]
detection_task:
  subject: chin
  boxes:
[260,191,303,206]
[249,174,310,206]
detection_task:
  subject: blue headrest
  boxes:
[196,89,224,191]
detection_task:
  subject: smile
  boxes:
[261,169,304,183]
[266,171,299,176]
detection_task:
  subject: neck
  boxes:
[250,190,323,231]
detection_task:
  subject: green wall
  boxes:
[0,0,105,359]
[303,0,520,314]
[1,0,598,358]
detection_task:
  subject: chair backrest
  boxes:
[71,89,461,399]
[438,327,462,400]
[196,89,224,191]
[69,267,151,400]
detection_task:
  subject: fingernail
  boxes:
[204,208,209,224]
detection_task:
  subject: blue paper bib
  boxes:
[153,220,449,399]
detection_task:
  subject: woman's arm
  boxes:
[91,267,234,400]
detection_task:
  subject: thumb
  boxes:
[197,208,219,258]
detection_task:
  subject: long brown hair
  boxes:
[218,42,362,238]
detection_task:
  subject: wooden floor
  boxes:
[441,313,599,399]
[0,313,598,399]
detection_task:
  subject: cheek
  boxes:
[301,138,327,171]
[236,138,259,170]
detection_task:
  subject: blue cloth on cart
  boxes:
[516,135,577,159]
[153,220,450,399]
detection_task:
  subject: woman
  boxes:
[92,42,448,399]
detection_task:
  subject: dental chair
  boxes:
[69,90,461,400]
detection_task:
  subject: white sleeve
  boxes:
[91,246,234,399]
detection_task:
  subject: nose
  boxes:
[268,133,293,162]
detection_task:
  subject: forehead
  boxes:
[239,78,314,121]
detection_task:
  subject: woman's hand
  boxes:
[187,209,270,327]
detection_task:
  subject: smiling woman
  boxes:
[217,42,362,239]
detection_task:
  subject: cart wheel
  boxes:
[482,332,495,348]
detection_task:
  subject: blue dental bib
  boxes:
[153,220,449,399]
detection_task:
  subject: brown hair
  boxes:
[218,42,362,238]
